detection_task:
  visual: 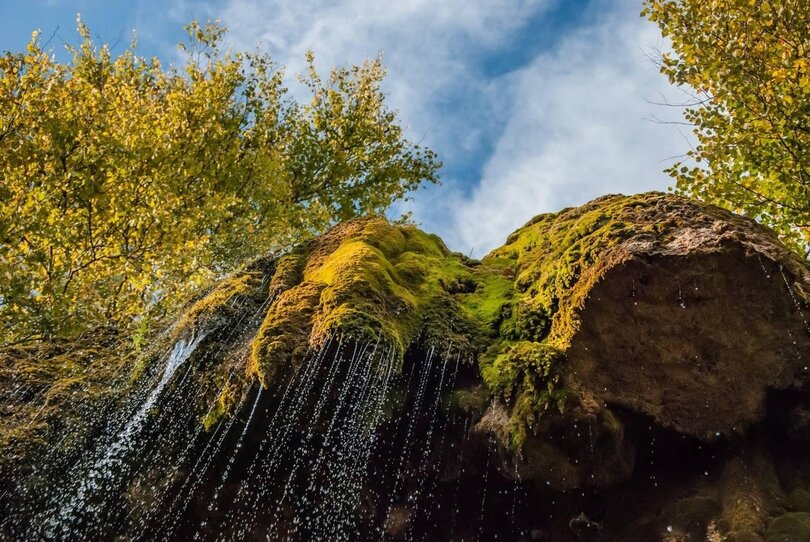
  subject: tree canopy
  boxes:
[643,0,809,253]
[0,20,440,344]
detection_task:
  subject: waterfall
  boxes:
[41,333,206,539]
[2,331,503,542]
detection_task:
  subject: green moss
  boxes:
[480,341,567,449]
[456,259,516,331]
[270,249,308,296]
[202,379,240,431]
[487,191,789,353]
[488,193,676,348]
[249,217,492,386]
[173,267,269,341]
[452,386,490,414]
[250,281,325,386]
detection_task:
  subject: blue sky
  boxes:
[1,0,689,255]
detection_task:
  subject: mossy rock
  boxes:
[493,193,809,437]
[247,193,809,445]
[766,512,810,542]
[171,255,276,341]
[790,489,810,514]
[479,341,566,449]
[452,386,490,415]
[249,217,498,386]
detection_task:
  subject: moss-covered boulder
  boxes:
[489,193,809,438]
[766,512,810,542]
[2,191,810,541]
[204,192,808,446]
[248,217,505,386]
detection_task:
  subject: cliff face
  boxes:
[2,192,809,541]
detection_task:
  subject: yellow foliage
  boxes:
[642,0,809,253]
[0,20,440,344]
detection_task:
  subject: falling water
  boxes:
[779,266,810,334]
[424,356,461,523]
[42,332,206,538]
[3,317,502,541]
[755,255,809,376]
[412,352,459,531]
[206,386,263,515]
[477,444,493,541]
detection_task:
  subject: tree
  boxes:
[642,0,809,253]
[0,20,440,344]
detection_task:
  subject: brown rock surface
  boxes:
[551,197,810,437]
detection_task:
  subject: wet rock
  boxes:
[478,400,635,490]
[568,512,602,540]
[549,198,810,438]
[719,453,784,536]
[3,192,809,541]
[765,512,810,542]
[663,496,722,540]
[384,504,412,538]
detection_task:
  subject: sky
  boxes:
[0,0,691,256]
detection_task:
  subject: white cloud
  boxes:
[209,0,548,147]
[430,4,692,254]
[202,0,690,255]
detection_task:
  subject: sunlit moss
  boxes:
[249,217,491,386]
[488,193,664,349]
[173,256,274,341]
[473,193,736,445]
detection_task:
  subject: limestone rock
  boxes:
[493,193,810,438]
